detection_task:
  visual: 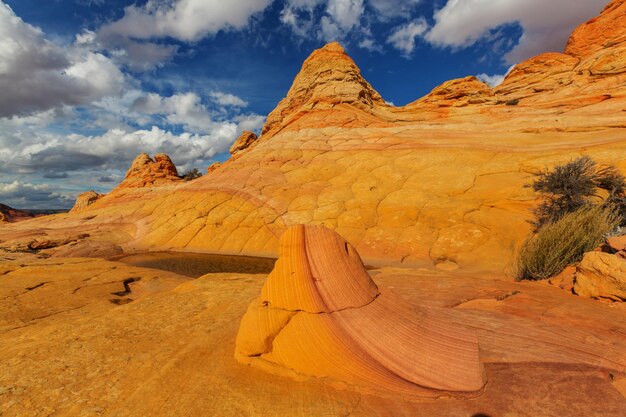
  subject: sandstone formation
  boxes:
[236,225,486,396]
[574,251,626,301]
[206,161,222,173]
[0,1,625,272]
[1,256,625,416]
[118,153,182,189]
[69,190,104,214]
[229,131,258,155]
[0,203,36,223]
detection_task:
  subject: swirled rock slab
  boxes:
[235,225,486,397]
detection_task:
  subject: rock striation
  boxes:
[118,153,182,189]
[235,225,486,396]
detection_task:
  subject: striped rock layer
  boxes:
[235,225,486,397]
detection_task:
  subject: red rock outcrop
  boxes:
[230,131,258,155]
[118,153,182,189]
[69,191,104,214]
[0,203,37,223]
[236,225,486,396]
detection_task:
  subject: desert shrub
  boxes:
[181,168,202,181]
[531,156,626,229]
[516,205,619,281]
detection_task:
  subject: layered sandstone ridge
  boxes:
[1,1,624,271]
[235,225,486,396]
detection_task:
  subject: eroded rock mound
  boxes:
[0,203,36,223]
[70,190,104,214]
[119,153,182,189]
[235,225,486,397]
[230,131,258,155]
[574,251,626,301]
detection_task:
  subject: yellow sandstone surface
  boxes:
[1,1,625,272]
[1,2,626,415]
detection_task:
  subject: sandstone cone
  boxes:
[235,225,486,397]
[118,153,182,189]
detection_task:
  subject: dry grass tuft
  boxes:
[516,205,619,281]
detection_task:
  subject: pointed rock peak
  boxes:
[260,42,385,139]
[259,224,380,313]
[117,152,182,189]
[319,41,345,53]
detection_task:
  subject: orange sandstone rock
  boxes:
[565,0,626,59]
[70,190,104,214]
[235,225,486,397]
[574,251,626,301]
[118,153,182,189]
[230,131,258,155]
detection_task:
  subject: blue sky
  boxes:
[0,0,608,208]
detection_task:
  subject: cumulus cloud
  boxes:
[0,3,125,118]
[387,19,428,55]
[0,180,75,209]
[368,0,421,19]
[209,92,249,107]
[1,125,237,176]
[99,0,273,42]
[426,0,607,63]
[281,0,366,42]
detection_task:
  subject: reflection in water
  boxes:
[114,252,277,278]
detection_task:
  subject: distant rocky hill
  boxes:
[1,0,625,272]
[0,203,65,223]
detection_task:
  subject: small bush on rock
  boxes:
[181,168,202,181]
[530,156,626,229]
[516,205,619,281]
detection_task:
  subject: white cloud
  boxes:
[132,92,228,133]
[0,180,75,208]
[477,65,515,87]
[387,19,428,55]
[476,73,504,87]
[234,114,266,134]
[368,0,421,19]
[281,0,367,42]
[99,0,274,42]
[426,0,608,63]
[0,3,125,118]
[209,91,249,107]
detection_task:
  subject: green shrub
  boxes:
[181,168,202,181]
[516,205,619,281]
[531,156,626,229]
